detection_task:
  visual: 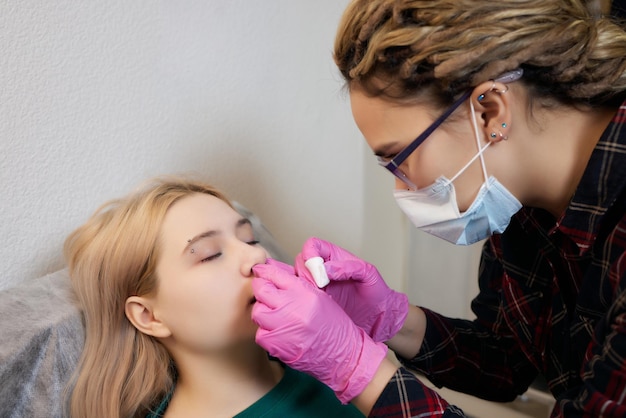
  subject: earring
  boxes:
[500,122,508,140]
[490,132,497,139]
[493,85,509,94]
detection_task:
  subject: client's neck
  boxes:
[165,342,283,417]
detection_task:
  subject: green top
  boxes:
[146,365,364,417]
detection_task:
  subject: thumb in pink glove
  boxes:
[251,262,388,404]
[295,237,409,343]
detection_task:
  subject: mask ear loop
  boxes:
[469,98,490,184]
[446,99,491,186]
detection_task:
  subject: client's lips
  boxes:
[249,296,257,305]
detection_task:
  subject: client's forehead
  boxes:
[159,193,238,251]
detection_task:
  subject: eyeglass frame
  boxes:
[377,69,524,190]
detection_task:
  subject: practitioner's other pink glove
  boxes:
[295,237,409,343]
[252,262,388,404]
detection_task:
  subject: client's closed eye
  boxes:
[201,253,222,263]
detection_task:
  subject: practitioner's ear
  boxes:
[470,80,513,143]
[125,296,172,338]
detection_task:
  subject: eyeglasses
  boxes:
[377,69,524,190]
[376,91,471,190]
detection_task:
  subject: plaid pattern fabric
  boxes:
[372,102,626,417]
[370,368,465,417]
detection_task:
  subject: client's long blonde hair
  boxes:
[64,177,230,418]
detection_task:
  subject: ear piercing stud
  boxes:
[490,122,509,140]
[491,132,508,140]
[478,80,510,102]
[500,122,508,140]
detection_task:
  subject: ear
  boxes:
[470,80,512,143]
[125,296,172,338]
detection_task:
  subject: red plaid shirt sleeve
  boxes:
[369,367,466,417]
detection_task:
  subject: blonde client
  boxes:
[63,177,363,418]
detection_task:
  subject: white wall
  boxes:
[406,230,484,319]
[2,0,407,291]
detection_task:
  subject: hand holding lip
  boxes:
[251,261,321,345]
[251,260,318,313]
[250,254,388,404]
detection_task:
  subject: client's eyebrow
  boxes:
[182,218,252,254]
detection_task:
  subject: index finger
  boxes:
[300,236,333,261]
[253,263,297,290]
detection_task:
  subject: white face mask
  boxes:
[393,100,522,245]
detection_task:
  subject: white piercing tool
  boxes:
[304,257,330,288]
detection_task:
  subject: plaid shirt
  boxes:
[371,102,626,417]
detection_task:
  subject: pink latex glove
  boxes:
[252,261,388,404]
[295,237,409,343]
